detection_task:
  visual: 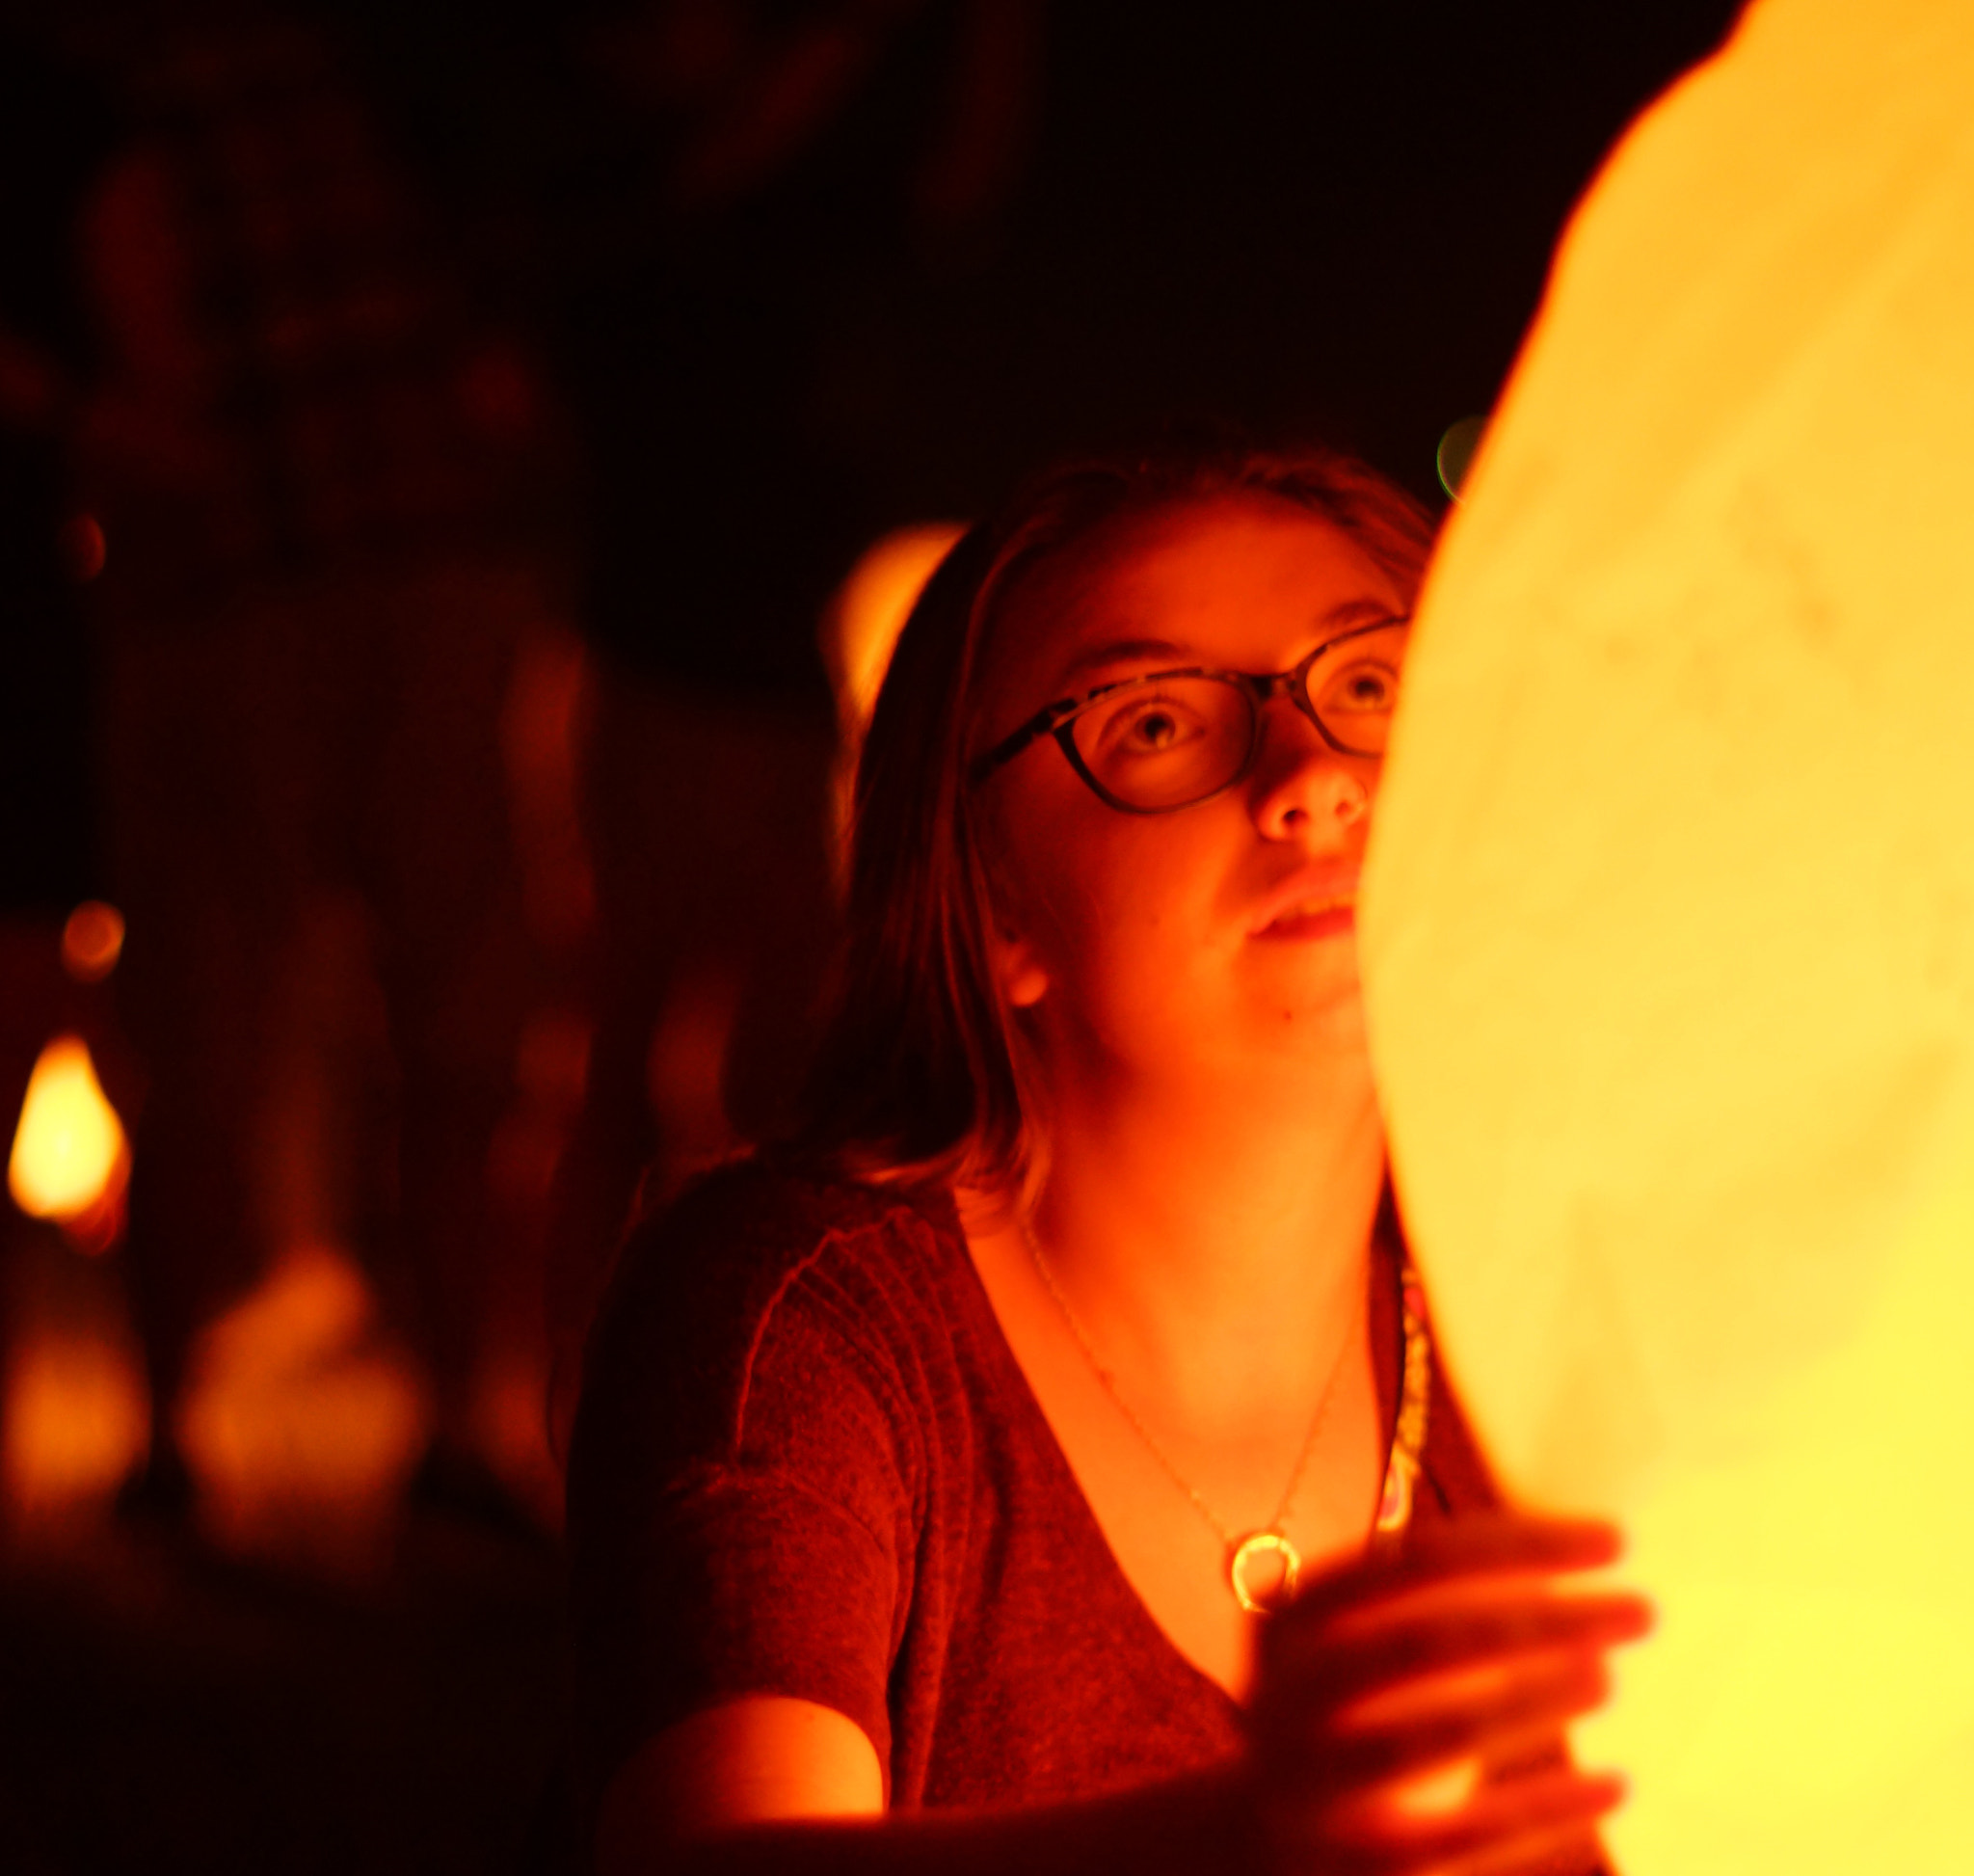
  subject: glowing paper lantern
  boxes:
[7,1035,129,1231]
[1359,2,1974,1871]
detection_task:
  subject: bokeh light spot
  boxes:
[4,1326,150,1521]
[822,523,969,738]
[821,522,969,883]
[7,1035,130,1242]
[1435,415,1488,502]
[61,900,125,982]
[56,513,106,582]
[174,1242,430,1578]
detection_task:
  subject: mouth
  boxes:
[1252,894,1357,940]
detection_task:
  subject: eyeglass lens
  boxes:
[1067,623,1405,812]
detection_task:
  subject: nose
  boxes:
[1248,706,1373,842]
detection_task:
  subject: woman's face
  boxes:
[974,494,1412,1096]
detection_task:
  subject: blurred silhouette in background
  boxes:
[46,0,575,1540]
[0,15,146,1547]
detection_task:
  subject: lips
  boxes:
[1248,866,1361,939]
[1253,898,1356,940]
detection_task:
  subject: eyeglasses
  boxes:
[967,618,1409,815]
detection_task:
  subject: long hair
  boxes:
[787,438,1438,1199]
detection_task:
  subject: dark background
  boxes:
[335,0,1748,686]
[338,0,1743,494]
[3,0,1747,902]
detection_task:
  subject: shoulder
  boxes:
[599,1157,963,1365]
[572,1159,969,1481]
[565,1163,967,1798]
[627,1156,952,1279]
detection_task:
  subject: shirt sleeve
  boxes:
[566,1170,927,1802]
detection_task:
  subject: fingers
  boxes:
[1260,1514,1647,1708]
[1264,1762,1625,1876]
[1275,1514,1624,1640]
[1248,1514,1646,1876]
[1380,1765,1625,1868]
[1262,1653,1613,1794]
[1266,1591,1651,1718]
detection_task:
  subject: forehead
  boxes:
[984,494,1407,717]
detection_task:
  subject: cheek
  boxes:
[1020,817,1225,1007]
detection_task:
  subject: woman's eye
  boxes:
[1320,660,1400,714]
[1126,707,1189,750]
[1099,695,1209,758]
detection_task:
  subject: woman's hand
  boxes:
[1248,1515,1650,1876]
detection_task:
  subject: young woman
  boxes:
[568,442,1648,1875]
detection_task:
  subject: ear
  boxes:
[988,924,1050,1009]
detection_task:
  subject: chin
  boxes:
[1242,991,1374,1071]
[1244,954,1367,1033]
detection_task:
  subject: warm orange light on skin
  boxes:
[8,1035,130,1239]
[1362,1,1974,1872]
[1385,1755,1480,1821]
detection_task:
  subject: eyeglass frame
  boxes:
[965,615,1410,816]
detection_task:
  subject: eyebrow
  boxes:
[1055,637,1195,684]
[1052,598,1403,688]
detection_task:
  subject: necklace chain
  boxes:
[1022,1219,1359,1559]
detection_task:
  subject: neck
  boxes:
[1022,1047,1385,1431]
